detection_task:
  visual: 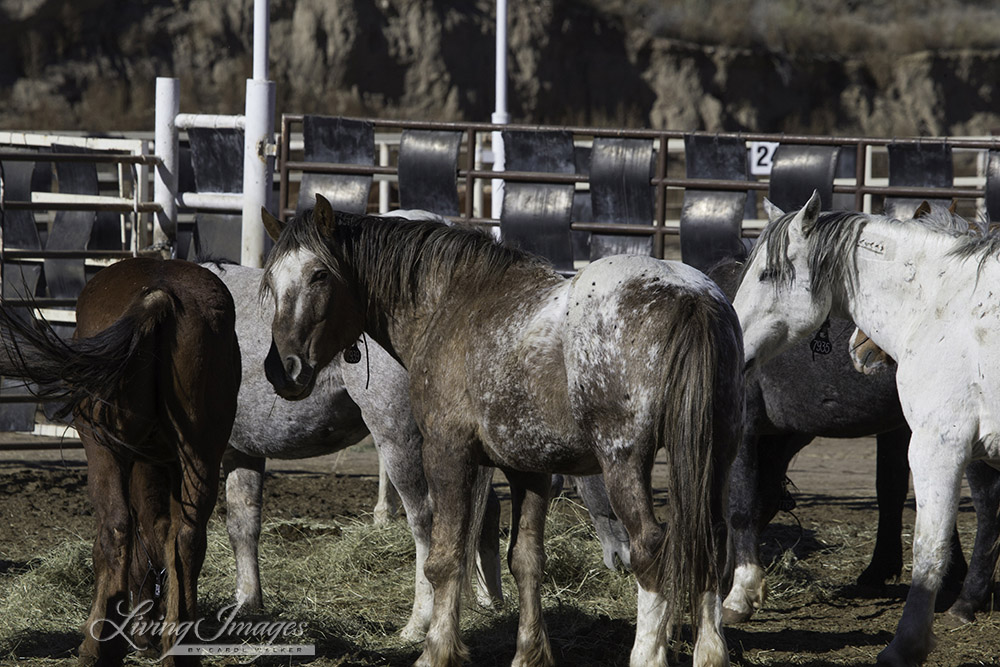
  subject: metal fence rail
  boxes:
[3,118,1000,444]
[278,115,1000,260]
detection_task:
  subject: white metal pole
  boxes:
[241,78,275,269]
[379,142,390,213]
[153,77,179,253]
[491,0,509,222]
[253,0,270,80]
[242,0,275,268]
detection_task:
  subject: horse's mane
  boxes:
[746,205,999,297]
[263,208,549,311]
[743,210,868,298]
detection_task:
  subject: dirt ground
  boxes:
[0,433,997,666]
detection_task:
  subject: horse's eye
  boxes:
[311,269,329,284]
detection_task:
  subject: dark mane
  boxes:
[263,208,551,310]
[746,204,1000,297]
[948,228,1000,276]
[743,210,867,298]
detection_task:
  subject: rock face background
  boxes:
[1,0,998,136]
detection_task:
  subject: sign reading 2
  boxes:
[748,142,779,176]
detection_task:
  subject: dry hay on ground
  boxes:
[0,467,997,666]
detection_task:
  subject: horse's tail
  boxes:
[656,292,743,643]
[465,464,499,604]
[0,288,176,430]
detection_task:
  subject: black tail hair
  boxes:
[0,290,175,457]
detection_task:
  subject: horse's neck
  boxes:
[358,259,464,368]
[845,220,955,360]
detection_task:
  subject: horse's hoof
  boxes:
[721,605,753,624]
[856,566,899,589]
[400,624,427,642]
[944,602,976,627]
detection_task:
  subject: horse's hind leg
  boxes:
[128,460,173,653]
[504,470,554,667]
[475,484,503,607]
[415,438,477,667]
[947,460,1000,623]
[602,460,670,667]
[161,444,225,665]
[222,448,266,610]
[724,431,808,623]
[78,437,132,667]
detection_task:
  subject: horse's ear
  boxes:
[313,194,337,237]
[800,190,822,235]
[762,198,785,222]
[913,201,932,219]
[262,207,285,241]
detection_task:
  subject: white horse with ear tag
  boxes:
[733,190,1000,667]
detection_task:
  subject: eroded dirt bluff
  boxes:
[1,0,998,135]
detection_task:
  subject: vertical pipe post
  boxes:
[242,0,275,268]
[379,141,390,213]
[241,78,275,269]
[253,0,270,81]
[153,77,179,254]
[490,0,509,222]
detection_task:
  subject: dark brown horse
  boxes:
[0,258,240,665]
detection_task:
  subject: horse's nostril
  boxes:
[283,355,314,386]
[284,355,303,381]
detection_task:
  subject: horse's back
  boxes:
[567,255,735,361]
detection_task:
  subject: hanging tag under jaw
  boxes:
[810,319,833,360]
[344,343,362,364]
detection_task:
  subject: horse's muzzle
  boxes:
[264,338,316,399]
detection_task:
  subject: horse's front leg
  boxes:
[947,460,1000,623]
[374,450,402,525]
[858,427,910,587]
[571,474,631,570]
[504,470,554,667]
[877,428,968,667]
[222,448,266,610]
[723,431,768,624]
[415,436,477,667]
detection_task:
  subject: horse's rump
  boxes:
[567,256,744,636]
[0,258,238,460]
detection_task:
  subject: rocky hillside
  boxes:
[1,0,998,137]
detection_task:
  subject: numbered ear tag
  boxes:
[153,568,166,599]
[810,323,832,360]
[344,343,362,364]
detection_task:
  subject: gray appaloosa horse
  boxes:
[261,196,744,667]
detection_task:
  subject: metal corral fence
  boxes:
[2,118,1000,442]
[277,115,1000,262]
